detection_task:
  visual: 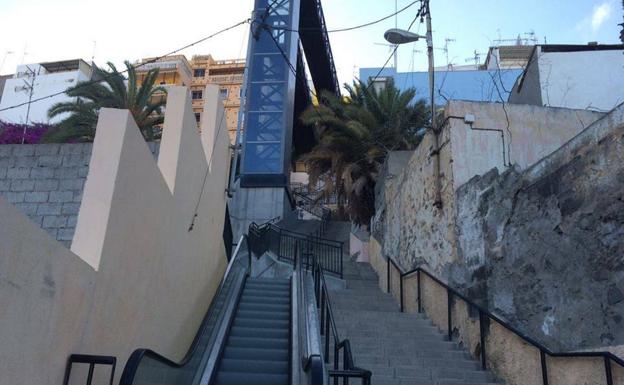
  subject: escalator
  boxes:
[212,277,290,385]
[118,229,370,385]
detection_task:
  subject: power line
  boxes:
[265,0,421,34]
[0,19,250,113]
[364,3,425,93]
[327,0,421,33]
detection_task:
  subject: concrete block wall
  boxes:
[0,142,159,247]
[0,86,228,385]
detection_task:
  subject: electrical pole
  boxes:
[424,0,442,208]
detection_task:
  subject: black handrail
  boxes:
[118,235,251,385]
[250,222,343,278]
[293,189,332,221]
[385,256,624,385]
[294,241,325,384]
[63,354,116,385]
[305,246,371,385]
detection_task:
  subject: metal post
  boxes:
[325,313,330,363]
[479,310,486,370]
[605,356,613,385]
[447,288,452,341]
[417,270,422,313]
[399,275,404,312]
[540,350,549,385]
[86,363,95,385]
[320,289,326,335]
[339,243,344,279]
[343,351,349,385]
[333,345,339,385]
[386,259,390,293]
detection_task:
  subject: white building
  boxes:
[0,59,93,124]
[509,44,624,111]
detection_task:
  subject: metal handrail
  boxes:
[118,235,251,385]
[63,354,116,385]
[385,256,624,385]
[308,248,371,385]
[251,222,344,278]
[294,242,325,384]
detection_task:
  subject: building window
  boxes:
[220,88,229,98]
[195,113,201,122]
[193,68,206,77]
[192,90,203,100]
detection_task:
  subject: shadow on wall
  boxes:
[0,85,231,385]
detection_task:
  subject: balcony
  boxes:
[206,74,244,84]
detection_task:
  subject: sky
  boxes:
[0,0,622,88]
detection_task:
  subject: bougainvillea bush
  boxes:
[0,121,55,144]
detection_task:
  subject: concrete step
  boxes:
[323,245,504,385]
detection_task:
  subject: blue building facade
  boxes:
[359,67,522,105]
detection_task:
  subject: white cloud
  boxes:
[591,2,613,31]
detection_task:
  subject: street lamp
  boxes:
[384,1,442,208]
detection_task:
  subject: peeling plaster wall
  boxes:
[373,125,458,276]
[373,100,623,358]
[454,104,624,351]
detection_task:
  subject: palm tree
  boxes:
[44,61,167,142]
[300,79,429,226]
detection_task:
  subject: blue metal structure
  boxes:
[239,0,339,188]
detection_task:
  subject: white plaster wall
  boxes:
[538,50,624,111]
[0,64,91,124]
[290,172,309,185]
[0,85,230,385]
[446,101,604,188]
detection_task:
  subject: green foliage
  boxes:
[43,61,167,142]
[300,79,429,226]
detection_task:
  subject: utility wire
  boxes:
[0,19,250,113]
[364,3,425,94]
[267,0,421,33]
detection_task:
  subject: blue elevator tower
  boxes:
[230,0,339,235]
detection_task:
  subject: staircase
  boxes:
[327,225,502,385]
[212,277,290,385]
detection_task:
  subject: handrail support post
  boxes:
[447,288,452,341]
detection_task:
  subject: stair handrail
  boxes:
[292,189,332,221]
[293,241,325,384]
[385,255,624,385]
[306,246,372,385]
[252,222,344,278]
[118,235,251,385]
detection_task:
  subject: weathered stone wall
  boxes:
[373,125,458,276]
[0,142,158,247]
[454,106,624,351]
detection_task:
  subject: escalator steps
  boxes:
[213,278,290,385]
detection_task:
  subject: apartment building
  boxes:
[190,55,244,143]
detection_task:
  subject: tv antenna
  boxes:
[1,51,14,74]
[435,37,455,69]
[464,50,486,68]
[374,42,398,70]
